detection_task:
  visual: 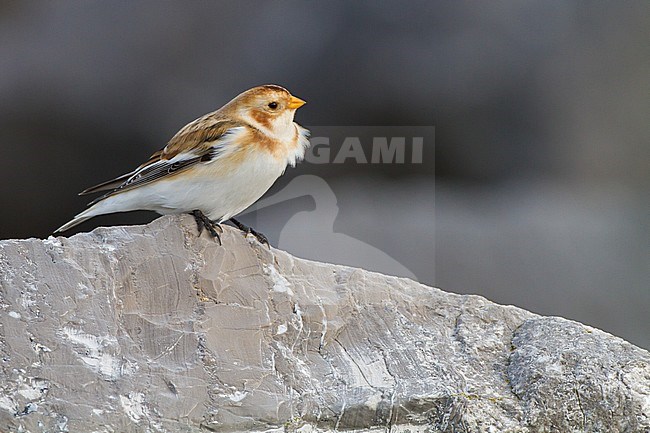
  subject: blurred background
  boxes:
[0,2,648,348]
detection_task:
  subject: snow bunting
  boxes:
[55,84,310,245]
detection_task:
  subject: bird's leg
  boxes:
[229,218,269,246]
[191,210,222,244]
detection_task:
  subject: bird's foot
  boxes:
[191,210,222,244]
[229,218,269,247]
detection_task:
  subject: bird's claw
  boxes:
[192,210,222,245]
[248,228,269,246]
[229,218,270,247]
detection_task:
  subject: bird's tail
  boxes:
[54,195,126,234]
[54,207,100,234]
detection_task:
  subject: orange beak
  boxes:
[288,95,306,110]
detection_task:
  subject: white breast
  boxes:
[132,149,286,222]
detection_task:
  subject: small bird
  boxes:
[55,85,310,244]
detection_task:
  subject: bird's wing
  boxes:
[81,119,245,204]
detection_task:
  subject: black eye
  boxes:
[268,101,278,110]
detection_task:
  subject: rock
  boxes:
[0,215,648,432]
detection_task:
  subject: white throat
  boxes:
[241,110,310,166]
[253,110,295,141]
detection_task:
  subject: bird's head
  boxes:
[227,85,306,139]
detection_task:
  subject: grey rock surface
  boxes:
[0,215,648,432]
